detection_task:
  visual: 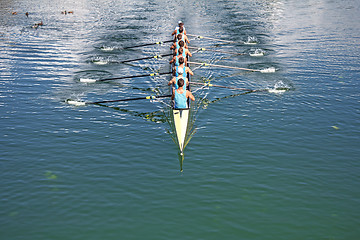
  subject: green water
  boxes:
[1,0,359,239]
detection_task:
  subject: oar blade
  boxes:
[79,78,97,83]
[66,100,86,106]
[260,67,276,73]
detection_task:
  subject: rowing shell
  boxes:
[171,41,191,155]
[172,107,189,154]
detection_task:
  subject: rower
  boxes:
[173,57,193,78]
[170,38,188,50]
[174,46,192,58]
[172,78,195,109]
[168,76,189,89]
[175,27,190,44]
[172,21,187,36]
[169,47,191,66]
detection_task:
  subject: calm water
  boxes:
[1,0,359,239]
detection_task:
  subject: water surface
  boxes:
[1,0,359,239]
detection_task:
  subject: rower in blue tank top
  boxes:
[173,56,193,78]
[174,87,187,109]
[169,48,187,66]
[171,38,187,50]
[172,78,195,109]
[176,65,187,78]
[175,27,189,44]
[168,76,188,89]
[174,46,192,59]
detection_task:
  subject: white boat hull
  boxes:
[173,108,189,153]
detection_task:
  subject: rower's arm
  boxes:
[171,89,175,100]
[168,77,175,86]
[187,50,192,57]
[187,91,195,101]
[187,67,194,76]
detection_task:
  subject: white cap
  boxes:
[178,21,183,24]
[177,67,184,74]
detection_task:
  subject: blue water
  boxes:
[1,0,359,239]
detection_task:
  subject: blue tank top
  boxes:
[173,77,187,89]
[174,89,187,109]
[176,34,185,42]
[174,52,186,66]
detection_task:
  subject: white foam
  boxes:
[244,36,258,45]
[101,46,115,51]
[268,89,286,94]
[92,60,108,65]
[67,100,86,106]
[79,78,97,83]
[249,52,264,57]
[250,48,265,57]
[260,67,276,73]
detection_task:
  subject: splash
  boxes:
[91,57,110,65]
[79,78,97,83]
[100,45,117,51]
[66,99,86,106]
[268,80,290,93]
[244,36,258,45]
[249,48,265,57]
[260,67,276,73]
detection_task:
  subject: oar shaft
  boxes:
[123,40,173,49]
[187,34,236,43]
[191,82,252,91]
[97,71,172,82]
[90,94,172,104]
[121,53,173,63]
[189,47,246,55]
[188,61,260,72]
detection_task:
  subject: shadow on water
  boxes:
[92,83,293,171]
[95,100,199,171]
[94,103,167,123]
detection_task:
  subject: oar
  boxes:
[79,71,172,83]
[66,94,172,106]
[189,46,247,56]
[192,82,290,93]
[191,82,253,91]
[121,53,173,63]
[187,34,237,43]
[188,61,276,73]
[123,40,174,49]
